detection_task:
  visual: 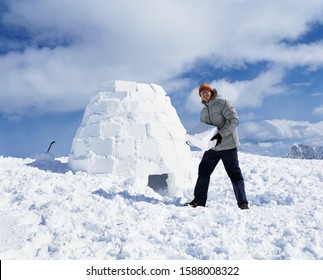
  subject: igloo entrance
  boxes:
[147,174,168,195]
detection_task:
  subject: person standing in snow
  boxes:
[187,83,249,209]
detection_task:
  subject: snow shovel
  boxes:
[35,141,56,162]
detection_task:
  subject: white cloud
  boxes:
[239,119,323,145]
[312,92,323,96]
[185,67,286,113]
[1,0,323,116]
[218,68,286,108]
[239,112,257,121]
[0,47,98,116]
[313,105,323,116]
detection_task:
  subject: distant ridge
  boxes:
[286,144,323,159]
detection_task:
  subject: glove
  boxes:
[210,133,222,141]
[210,133,222,146]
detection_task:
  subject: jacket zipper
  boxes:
[206,104,212,124]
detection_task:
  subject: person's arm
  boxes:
[218,100,239,137]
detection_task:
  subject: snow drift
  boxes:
[1,152,322,260]
[68,80,192,195]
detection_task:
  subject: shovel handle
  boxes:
[47,141,56,153]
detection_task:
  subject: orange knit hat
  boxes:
[198,83,212,95]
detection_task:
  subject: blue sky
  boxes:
[1,0,323,158]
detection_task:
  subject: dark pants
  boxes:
[194,148,248,206]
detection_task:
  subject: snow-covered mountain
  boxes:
[0,152,322,260]
[286,144,323,160]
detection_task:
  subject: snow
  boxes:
[35,152,55,162]
[69,80,192,196]
[186,122,218,150]
[0,151,322,260]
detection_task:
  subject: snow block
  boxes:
[114,80,137,92]
[186,122,218,150]
[69,80,192,195]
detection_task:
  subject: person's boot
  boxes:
[238,203,249,210]
[186,198,206,208]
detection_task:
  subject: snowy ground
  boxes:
[0,151,322,260]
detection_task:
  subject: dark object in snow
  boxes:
[35,141,56,162]
[47,141,56,153]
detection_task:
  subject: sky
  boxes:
[1,0,323,158]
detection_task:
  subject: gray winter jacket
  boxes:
[200,94,240,151]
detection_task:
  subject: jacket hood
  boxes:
[201,90,220,105]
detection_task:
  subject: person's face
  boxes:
[200,90,211,103]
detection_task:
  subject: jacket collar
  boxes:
[202,94,220,107]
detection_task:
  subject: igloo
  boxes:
[68,80,192,195]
